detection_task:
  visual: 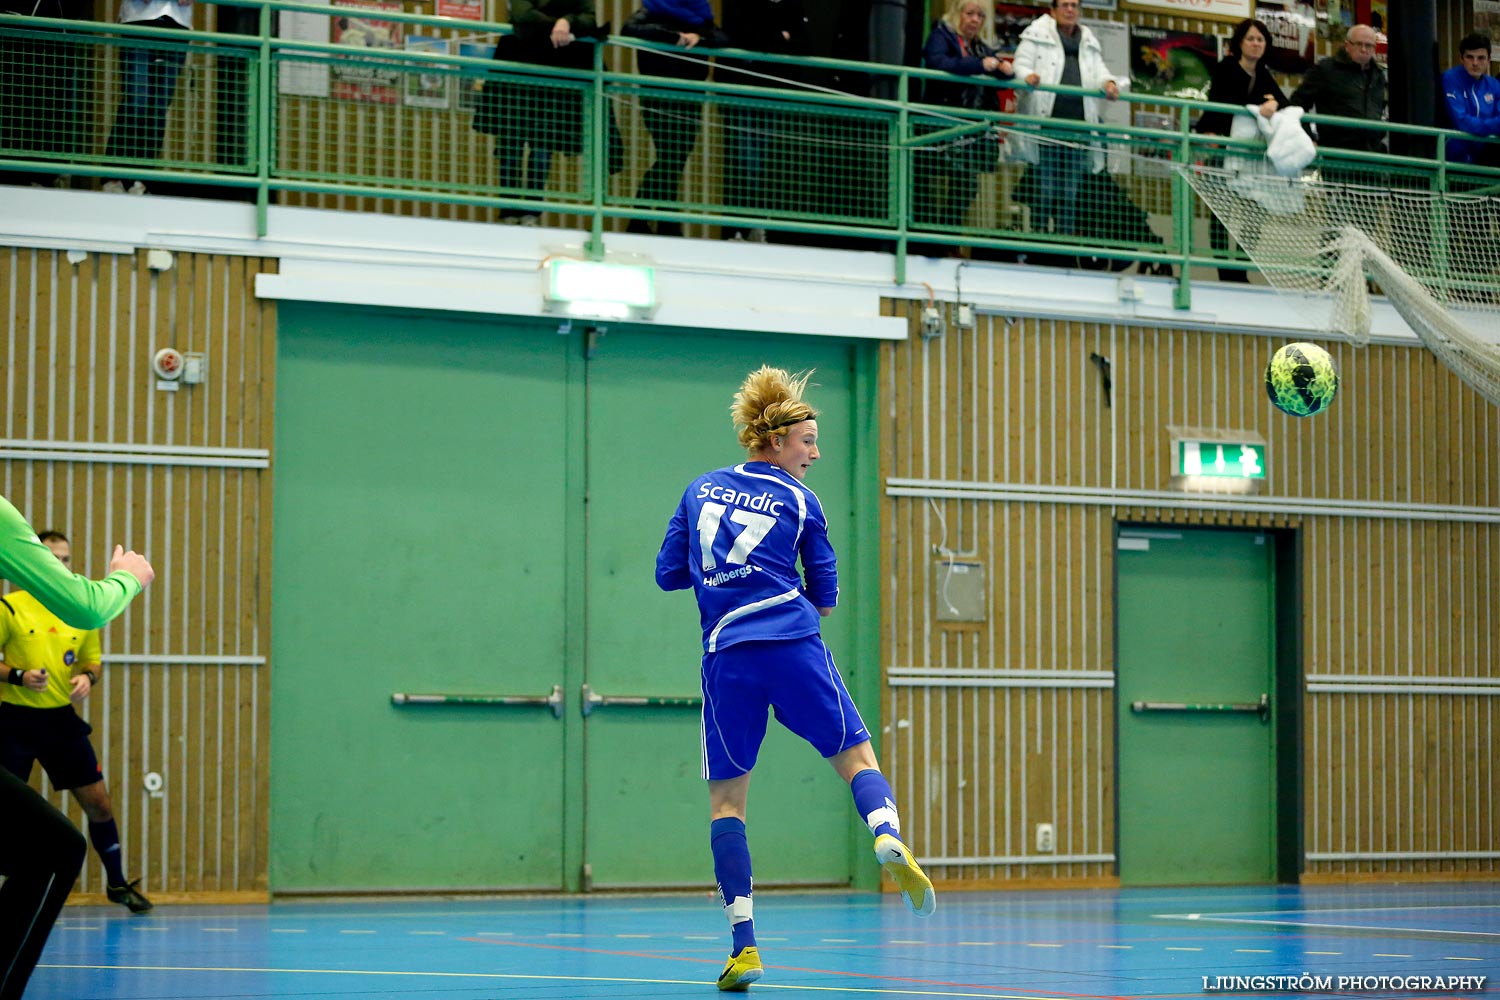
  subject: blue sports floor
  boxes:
[37,883,1499,999]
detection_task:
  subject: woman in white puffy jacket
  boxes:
[1010,0,1127,237]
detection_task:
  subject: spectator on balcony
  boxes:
[621,0,726,237]
[1289,23,1386,238]
[914,0,1013,248]
[474,0,603,225]
[1011,0,1127,242]
[717,0,809,242]
[101,0,193,195]
[1441,32,1500,167]
[1197,17,1286,282]
[0,0,89,189]
[1288,24,1386,159]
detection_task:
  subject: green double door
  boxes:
[1115,526,1279,885]
[271,305,873,892]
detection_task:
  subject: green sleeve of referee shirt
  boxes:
[0,495,142,630]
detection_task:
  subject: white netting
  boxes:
[1178,161,1500,406]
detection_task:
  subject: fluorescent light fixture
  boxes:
[545,259,656,320]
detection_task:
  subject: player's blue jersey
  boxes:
[656,461,838,652]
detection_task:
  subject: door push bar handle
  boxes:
[581,683,703,716]
[392,684,564,718]
[1131,693,1269,721]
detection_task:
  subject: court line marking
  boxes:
[1154,913,1500,938]
[35,963,1086,998]
[463,936,1133,1000]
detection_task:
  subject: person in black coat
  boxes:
[474,0,603,224]
[914,0,1013,248]
[621,0,727,235]
[1196,17,1286,281]
[717,0,808,240]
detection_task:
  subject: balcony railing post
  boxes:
[256,0,273,236]
[1172,101,1193,309]
[1434,133,1451,301]
[587,39,606,261]
[894,71,909,285]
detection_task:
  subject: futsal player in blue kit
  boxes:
[656,366,935,992]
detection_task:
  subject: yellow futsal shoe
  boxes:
[717,946,763,991]
[875,834,936,917]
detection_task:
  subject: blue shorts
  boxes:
[699,634,870,781]
[0,703,103,791]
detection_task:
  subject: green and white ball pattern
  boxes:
[1264,342,1339,417]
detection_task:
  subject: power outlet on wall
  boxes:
[1035,822,1055,854]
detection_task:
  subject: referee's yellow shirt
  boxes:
[0,590,102,709]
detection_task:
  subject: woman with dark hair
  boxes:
[1196,17,1287,281]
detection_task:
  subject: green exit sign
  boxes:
[1178,440,1266,479]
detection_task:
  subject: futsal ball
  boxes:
[1264,342,1339,417]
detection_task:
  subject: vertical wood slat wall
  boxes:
[0,247,277,902]
[880,300,1500,885]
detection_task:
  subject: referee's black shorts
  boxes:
[0,702,103,791]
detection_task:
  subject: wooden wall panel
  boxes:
[881,301,1500,885]
[0,247,277,902]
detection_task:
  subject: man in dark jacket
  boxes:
[1289,23,1387,154]
[1290,22,1387,240]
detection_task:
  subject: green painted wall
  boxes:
[271,303,880,892]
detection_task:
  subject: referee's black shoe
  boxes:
[107,879,154,913]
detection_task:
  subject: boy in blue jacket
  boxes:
[1441,33,1500,165]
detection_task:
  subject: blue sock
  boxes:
[710,817,755,954]
[849,768,902,842]
[89,819,126,886]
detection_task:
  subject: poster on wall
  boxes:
[994,3,1044,55]
[436,0,484,20]
[455,40,495,112]
[1130,27,1218,102]
[1356,0,1387,59]
[1088,19,1131,173]
[1123,0,1250,21]
[332,0,405,104]
[279,0,331,97]
[403,36,451,109]
[1256,0,1316,74]
[1477,1,1500,60]
[1320,0,1353,40]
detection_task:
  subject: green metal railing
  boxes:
[3,0,1498,305]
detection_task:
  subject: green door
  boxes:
[581,328,869,888]
[1115,526,1277,885]
[271,305,570,891]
